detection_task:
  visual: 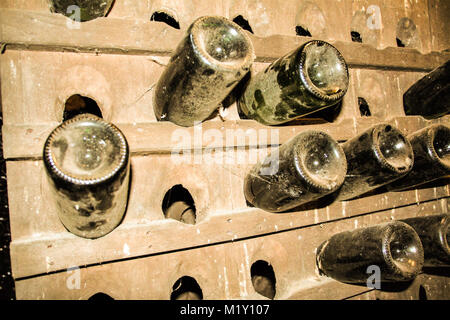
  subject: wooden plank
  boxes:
[1,9,449,69]
[8,151,448,278]
[14,202,448,299]
[3,115,448,160]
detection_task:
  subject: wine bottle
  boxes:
[403,60,450,119]
[401,214,449,267]
[49,0,115,22]
[316,221,424,283]
[386,124,450,191]
[154,15,254,127]
[336,123,414,200]
[244,130,347,212]
[238,40,349,125]
[43,114,130,239]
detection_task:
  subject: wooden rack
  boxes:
[0,0,449,300]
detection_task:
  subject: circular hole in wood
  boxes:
[170,276,203,300]
[150,11,180,29]
[63,94,103,121]
[232,15,254,34]
[251,260,276,299]
[419,285,427,300]
[295,25,312,37]
[88,292,114,301]
[358,97,371,117]
[351,31,363,43]
[162,185,196,225]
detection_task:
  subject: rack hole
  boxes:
[396,38,406,47]
[150,11,180,29]
[419,285,427,300]
[396,17,419,49]
[251,260,276,299]
[63,94,103,121]
[162,185,196,224]
[295,25,312,37]
[88,292,114,301]
[351,31,363,43]
[171,276,203,300]
[358,97,371,117]
[232,15,253,34]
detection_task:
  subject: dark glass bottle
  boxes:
[50,0,115,22]
[238,40,349,125]
[43,114,130,239]
[244,130,347,212]
[336,123,414,200]
[316,221,424,283]
[154,16,254,127]
[401,214,449,267]
[386,124,450,191]
[403,60,450,119]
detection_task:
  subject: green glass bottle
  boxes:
[238,40,349,125]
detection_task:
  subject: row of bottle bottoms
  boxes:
[43,110,449,240]
[151,16,449,127]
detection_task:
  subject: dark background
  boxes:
[0,111,15,300]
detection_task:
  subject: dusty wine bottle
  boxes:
[336,123,414,200]
[244,130,347,212]
[43,114,130,239]
[401,214,449,267]
[238,40,349,125]
[154,15,255,127]
[316,221,424,283]
[403,60,450,119]
[386,124,450,191]
[49,0,115,22]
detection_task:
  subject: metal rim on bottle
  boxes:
[381,221,424,281]
[421,124,450,172]
[44,113,129,186]
[371,123,414,174]
[293,130,347,192]
[298,40,349,102]
[189,15,255,72]
[437,215,450,256]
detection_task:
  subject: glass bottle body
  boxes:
[154,15,254,127]
[401,214,450,267]
[238,40,349,125]
[244,130,347,212]
[316,221,424,283]
[43,114,130,239]
[337,123,414,200]
[387,124,450,191]
[404,60,450,119]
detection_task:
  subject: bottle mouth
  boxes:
[44,114,129,185]
[383,222,424,279]
[190,16,254,70]
[428,124,450,170]
[299,40,349,102]
[373,124,414,174]
[294,131,347,192]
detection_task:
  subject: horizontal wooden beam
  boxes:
[13,199,448,299]
[1,9,449,71]
[3,116,449,160]
[10,180,448,279]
